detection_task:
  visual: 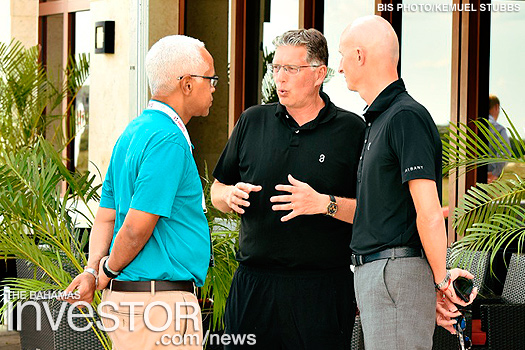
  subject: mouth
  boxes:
[277,89,288,96]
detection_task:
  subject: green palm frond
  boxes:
[0,40,108,349]
[200,163,239,330]
[453,177,525,234]
[0,40,89,155]
[451,207,525,272]
[444,112,525,272]
[200,230,239,330]
[442,113,525,175]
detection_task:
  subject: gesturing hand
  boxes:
[224,182,262,214]
[270,174,327,222]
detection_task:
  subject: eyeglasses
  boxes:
[454,314,472,350]
[267,64,321,76]
[178,74,219,87]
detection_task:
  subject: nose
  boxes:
[338,58,344,74]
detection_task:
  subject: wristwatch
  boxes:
[435,270,451,291]
[326,195,338,217]
[102,258,120,279]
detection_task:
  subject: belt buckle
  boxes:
[351,254,363,266]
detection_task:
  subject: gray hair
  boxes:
[272,28,328,65]
[146,35,206,96]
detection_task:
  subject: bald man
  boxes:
[337,16,476,349]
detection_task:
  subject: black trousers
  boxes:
[224,264,356,350]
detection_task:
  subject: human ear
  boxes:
[356,47,364,65]
[179,76,193,95]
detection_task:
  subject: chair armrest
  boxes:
[478,298,504,331]
[472,295,503,319]
[480,303,525,349]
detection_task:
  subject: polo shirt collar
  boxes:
[275,91,336,130]
[363,79,406,123]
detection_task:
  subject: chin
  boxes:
[347,83,358,92]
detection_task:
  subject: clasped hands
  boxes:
[435,268,478,334]
[225,174,326,221]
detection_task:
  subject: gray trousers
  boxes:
[354,256,436,350]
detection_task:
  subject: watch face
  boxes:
[327,202,338,216]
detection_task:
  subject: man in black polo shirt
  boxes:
[211,28,364,349]
[336,15,477,349]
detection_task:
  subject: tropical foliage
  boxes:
[0,40,110,348]
[200,164,240,331]
[1,40,240,345]
[443,112,525,268]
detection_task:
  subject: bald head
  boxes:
[338,15,400,104]
[341,15,399,67]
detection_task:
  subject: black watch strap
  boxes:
[102,259,120,279]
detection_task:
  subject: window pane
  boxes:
[74,10,91,173]
[400,0,453,206]
[261,0,299,103]
[401,0,452,128]
[262,0,299,53]
[490,0,525,178]
[323,0,375,116]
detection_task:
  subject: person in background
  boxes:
[487,94,511,183]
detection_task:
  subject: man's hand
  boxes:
[223,182,262,214]
[435,268,478,334]
[435,291,461,334]
[63,272,97,305]
[440,268,478,307]
[270,174,327,222]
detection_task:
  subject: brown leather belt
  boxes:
[110,280,194,293]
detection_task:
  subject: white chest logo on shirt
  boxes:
[319,154,325,163]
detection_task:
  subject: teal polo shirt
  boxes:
[99,105,210,286]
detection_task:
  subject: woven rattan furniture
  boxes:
[480,253,525,350]
[16,259,104,350]
[350,315,365,350]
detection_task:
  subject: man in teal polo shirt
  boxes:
[64,35,216,349]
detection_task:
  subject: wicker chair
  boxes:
[15,259,104,350]
[432,249,490,350]
[480,253,525,350]
[350,315,365,350]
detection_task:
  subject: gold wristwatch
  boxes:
[326,195,338,217]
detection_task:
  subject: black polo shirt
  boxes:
[213,92,365,270]
[351,79,442,256]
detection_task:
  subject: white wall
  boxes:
[88,0,133,181]
[0,0,38,47]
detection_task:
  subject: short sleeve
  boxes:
[100,160,116,209]
[389,111,438,183]
[213,114,246,185]
[130,140,189,218]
